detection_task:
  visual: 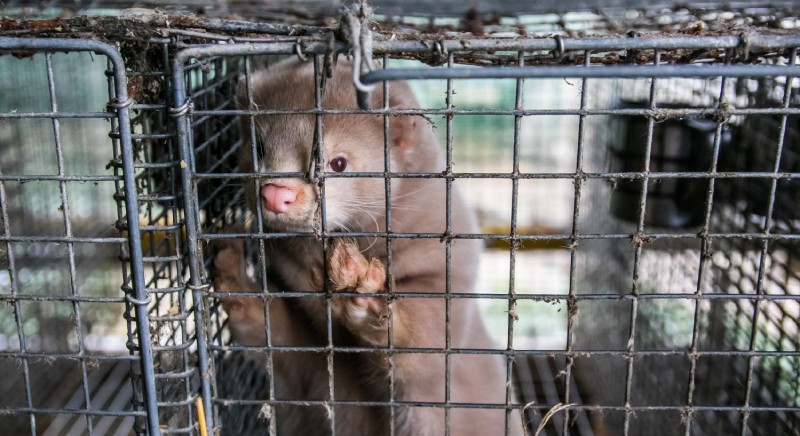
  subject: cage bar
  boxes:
[0,3,798,435]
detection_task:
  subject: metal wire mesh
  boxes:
[575,68,800,433]
[0,40,150,434]
[0,3,799,435]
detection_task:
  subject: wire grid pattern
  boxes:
[2,3,799,67]
[164,37,800,436]
[177,50,536,436]
[575,66,800,434]
[0,39,151,434]
[126,39,202,433]
[2,1,799,35]
[0,8,798,436]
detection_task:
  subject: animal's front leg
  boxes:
[314,239,400,346]
[213,237,298,346]
[213,237,266,346]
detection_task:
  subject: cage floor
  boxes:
[0,358,134,435]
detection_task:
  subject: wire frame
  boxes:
[165,36,799,435]
[0,38,156,434]
[0,9,798,435]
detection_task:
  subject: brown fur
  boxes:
[214,57,523,436]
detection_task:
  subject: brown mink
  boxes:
[214,57,522,436]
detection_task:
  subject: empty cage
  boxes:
[0,39,153,433]
[1,1,799,435]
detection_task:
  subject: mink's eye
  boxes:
[329,156,348,173]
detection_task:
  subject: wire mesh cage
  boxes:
[576,71,800,433]
[0,40,148,433]
[1,1,799,435]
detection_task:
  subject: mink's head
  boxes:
[236,58,433,232]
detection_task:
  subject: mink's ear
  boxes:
[236,71,267,110]
[373,80,424,149]
[390,115,422,148]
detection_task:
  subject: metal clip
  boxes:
[295,41,308,62]
[553,35,565,61]
[341,2,376,109]
[739,32,751,62]
[186,282,211,292]
[125,293,153,306]
[169,99,193,118]
[108,96,134,110]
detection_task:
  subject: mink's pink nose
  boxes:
[261,183,297,214]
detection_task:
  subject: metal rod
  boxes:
[171,46,217,434]
[362,64,800,82]
[0,37,165,436]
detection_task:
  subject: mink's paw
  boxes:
[212,235,255,319]
[317,239,388,321]
[213,237,246,293]
[212,234,267,345]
